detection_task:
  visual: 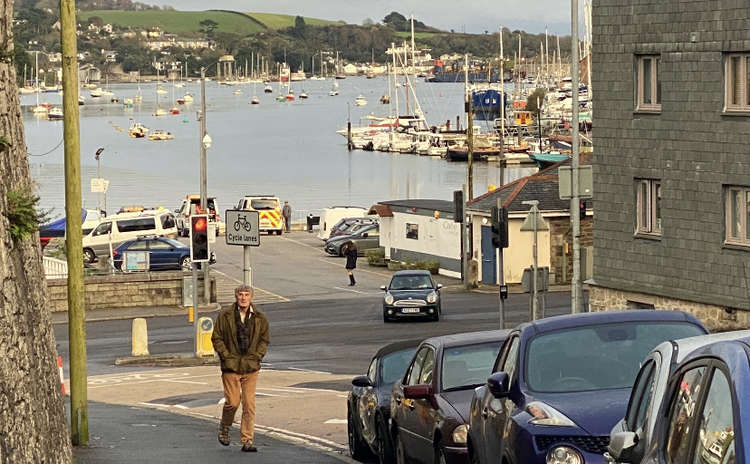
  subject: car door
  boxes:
[412,346,437,464]
[616,355,659,462]
[484,335,520,463]
[148,239,175,270]
[685,365,736,464]
[359,357,379,447]
[360,226,380,252]
[394,347,428,460]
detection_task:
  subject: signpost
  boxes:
[225,209,260,286]
[520,200,548,321]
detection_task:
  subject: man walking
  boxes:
[211,285,270,452]
[282,201,292,233]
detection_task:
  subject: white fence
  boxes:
[43,256,68,279]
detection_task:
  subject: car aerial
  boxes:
[605,329,750,464]
[467,310,708,464]
[113,236,192,271]
[324,223,380,256]
[348,339,421,463]
[381,270,443,322]
[330,217,378,239]
[391,330,509,464]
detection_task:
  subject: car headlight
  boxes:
[384,293,394,305]
[451,424,469,445]
[546,446,583,464]
[426,291,438,303]
[526,402,577,427]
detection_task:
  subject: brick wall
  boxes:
[592,0,750,312]
[46,272,214,312]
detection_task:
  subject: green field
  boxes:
[77,10,344,36]
[246,12,344,29]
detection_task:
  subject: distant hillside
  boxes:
[76,10,345,35]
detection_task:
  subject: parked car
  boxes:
[391,330,509,464]
[606,329,750,464]
[330,217,378,239]
[317,206,368,241]
[381,270,443,322]
[324,224,380,256]
[113,236,191,271]
[348,339,421,463]
[467,310,708,464]
[176,195,219,237]
[606,330,750,464]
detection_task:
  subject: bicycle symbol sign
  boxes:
[225,209,260,246]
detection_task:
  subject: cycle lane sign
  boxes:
[225,209,260,246]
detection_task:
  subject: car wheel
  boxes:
[347,408,371,461]
[83,248,96,264]
[277,230,282,235]
[377,418,395,464]
[394,432,408,464]
[179,256,191,271]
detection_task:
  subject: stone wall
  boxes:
[46,272,215,312]
[589,285,750,332]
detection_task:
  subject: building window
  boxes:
[636,55,661,111]
[725,186,750,246]
[636,179,662,235]
[725,53,750,112]
[406,223,419,240]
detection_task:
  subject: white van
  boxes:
[82,210,178,263]
[317,206,368,241]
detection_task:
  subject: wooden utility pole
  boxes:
[61,0,88,445]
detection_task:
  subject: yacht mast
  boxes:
[391,43,400,116]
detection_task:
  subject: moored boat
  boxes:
[128,122,149,138]
[250,96,260,105]
[148,129,174,141]
[47,107,63,120]
[354,95,367,106]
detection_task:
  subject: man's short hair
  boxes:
[235,284,254,296]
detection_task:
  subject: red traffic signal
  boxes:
[193,216,207,231]
[190,215,210,262]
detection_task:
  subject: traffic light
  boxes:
[190,214,210,262]
[579,200,587,220]
[453,190,464,223]
[491,206,509,249]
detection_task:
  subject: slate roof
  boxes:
[378,199,455,213]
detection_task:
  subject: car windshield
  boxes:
[381,348,418,386]
[442,342,503,391]
[389,275,434,290]
[525,322,706,393]
[251,199,278,210]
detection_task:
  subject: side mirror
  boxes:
[403,384,433,400]
[436,284,444,289]
[380,285,387,291]
[362,233,369,238]
[606,431,637,463]
[487,372,510,398]
[351,375,374,388]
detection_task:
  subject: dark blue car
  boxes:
[467,310,707,464]
[612,334,750,464]
[113,236,192,271]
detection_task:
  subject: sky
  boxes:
[145,0,576,36]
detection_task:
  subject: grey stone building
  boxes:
[590,0,750,330]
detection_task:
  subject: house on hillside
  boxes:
[466,162,593,286]
[589,0,750,330]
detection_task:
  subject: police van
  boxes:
[237,196,283,235]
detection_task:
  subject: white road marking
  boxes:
[287,366,331,375]
[324,419,347,425]
[333,286,370,295]
[139,402,172,408]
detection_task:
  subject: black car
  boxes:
[347,339,421,463]
[381,270,443,322]
[390,330,509,464]
[324,223,380,256]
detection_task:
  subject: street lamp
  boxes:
[202,134,212,149]
[94,147,105,214]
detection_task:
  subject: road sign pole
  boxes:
[497,199,506,329]
[243,245,252,287]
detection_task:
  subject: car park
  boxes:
[112,236,192,271]
[467,310,707,464]
[348,339,421,463]
[391,330,509,464]
[605,329,750,464]
[381,270,443,322]
[324,224,380,256]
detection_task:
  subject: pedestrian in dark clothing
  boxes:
[282,201,292,233]
[344,241,358,286]
[211,284,270,452]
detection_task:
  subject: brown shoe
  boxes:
[218,426,230,446]
[241,443,258,452]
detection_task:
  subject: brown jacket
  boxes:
[211,303,270,374]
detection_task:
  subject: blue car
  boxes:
[113,236,192,271]
[609,333,750,464]
[467,310,707,464]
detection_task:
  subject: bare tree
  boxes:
[0,1,73,462]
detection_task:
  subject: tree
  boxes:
[362,18,374,26]
[199,18,218,35]
[382,11,407,31]
[526,88,546,113]
[291,15,306,38]
[0,1,73,462]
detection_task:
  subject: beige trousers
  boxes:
[220,371,259,444]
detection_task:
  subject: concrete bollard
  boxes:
[131,318,149,356]
[196,317,215,357]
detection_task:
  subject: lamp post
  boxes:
[199,67,210,306]
[94,147,104,214]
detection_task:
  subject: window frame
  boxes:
[405,346,429,386]
[662,361,711,464]
[690,366,737,464]
[635,178,662,237]
[625,358,657,432]
[724,52,750,113]
[724,185,750,247]
[636,54,662,112]
[406,223,419,240]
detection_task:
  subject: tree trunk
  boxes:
[0,1,73,462]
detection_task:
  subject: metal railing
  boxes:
[44,256,68,279]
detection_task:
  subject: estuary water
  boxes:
[22,76,535,220]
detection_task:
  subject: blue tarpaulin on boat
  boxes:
[472,89,506,121]
[39,209,87,237]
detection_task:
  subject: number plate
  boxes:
[401,308,420,313]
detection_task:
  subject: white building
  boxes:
[369,199,461,278]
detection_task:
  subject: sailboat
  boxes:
[153,68,167,116]
[31,53,49,115]
[264,83,273,93]
[299,89,308,99]
[169,74,180,114]
[250,81,260,104]
[101,74,114,97]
